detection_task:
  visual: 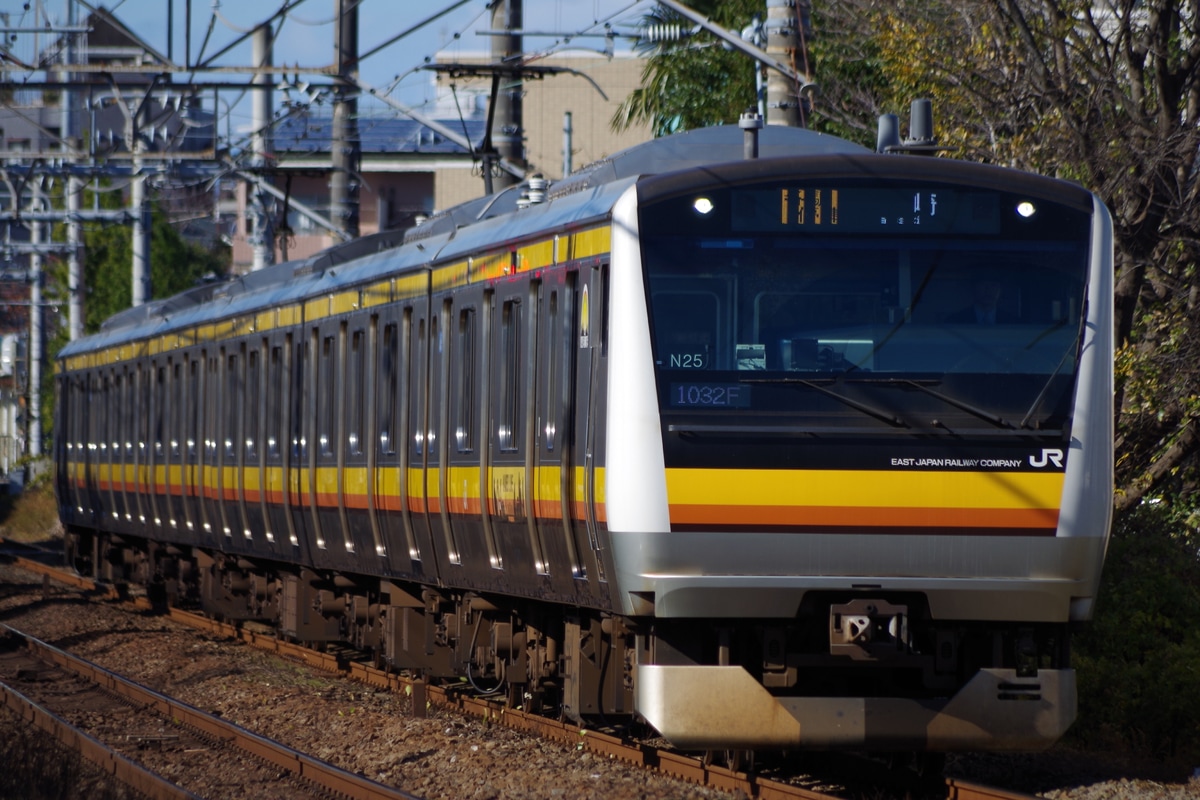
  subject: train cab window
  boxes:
[651,290,722,370]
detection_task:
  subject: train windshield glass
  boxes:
[638,179,1092,429]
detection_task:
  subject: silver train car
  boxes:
[55,123,1113,753]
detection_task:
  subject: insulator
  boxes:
[641,24,692,43]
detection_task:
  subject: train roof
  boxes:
[60,125,868,360]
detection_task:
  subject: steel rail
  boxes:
[0,618,424,800]
[0,677,202,800]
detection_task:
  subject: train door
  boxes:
[175,357,193,537]
[445,288,495,583]
[289,333,315,560]
[204,350,225,544]
[148,359,165,534]
[102,371,120,527]
[265,333,300,551]
[484,279,543,582]
[375,302,425,575]
[569,262,609,584]
[181,354,202,537]
[101,370,118,530]
[245,340,269,549]
[87,370,103,524]
[295,326,324,563]
[218,347,238,544]
[133,364,148,527]
[406,299,442,577]
[116,365,135,530]
[433,297,463,571]
[350,315,387,561]
[531,271,599,596]
[54,374,73,524]
[106,369,121,528]
[194,351,214,544]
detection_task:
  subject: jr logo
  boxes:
[1029,448,1065,469]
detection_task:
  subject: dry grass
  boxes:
[0,479,62,543]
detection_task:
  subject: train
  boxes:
[54,110,1114,755]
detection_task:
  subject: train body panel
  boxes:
[54,123,1112,753]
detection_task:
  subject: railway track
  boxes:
[1,542,1045,800]
[0,623,423,800]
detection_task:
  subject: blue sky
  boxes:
[62,1,651,109]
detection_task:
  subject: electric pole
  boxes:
[331,0,360,238]
[490,0,525,190]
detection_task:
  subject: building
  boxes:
[228,51,652,272]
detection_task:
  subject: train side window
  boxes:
[111,371,122,459]
[545,290,560,452]
[293,339,308,461]
[379,323,397,455]
[268,346,282,460]
[246,348,260,461]
[414,317,427,456]
[102,372,111,456]
[454,308,476,453]
[319,335,335,458]
[348,328,365,456]
[187,358,199,459]
[171,361,183,459]
[136,364,147,464]
[498,299,521,453]
[153,365,165,458]
[225,353,239,461]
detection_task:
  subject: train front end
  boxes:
[604,155,1113,751]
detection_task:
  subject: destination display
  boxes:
[729,187,1002,235]
[669,382,753,408]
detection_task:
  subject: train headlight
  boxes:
[692,196,715,216]
[1016,200,1037,219]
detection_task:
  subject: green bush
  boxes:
[1071,502,1200,761]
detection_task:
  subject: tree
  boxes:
[612,0,763,135]
[856,0,1200,510]
[622,0,1200,510]
[41,187,229,443]
[46,186,228,340]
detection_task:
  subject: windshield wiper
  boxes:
[841,376,1014,429]
[740,377,908,428]
[1019,318,1084,429]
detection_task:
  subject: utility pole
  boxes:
[64,0,84,340]
[765,0,812,126]
[250,24,275,271]
[490,0,524,190]
[130,144,151,306]
[331,0,360,238]
[28,181,43,459]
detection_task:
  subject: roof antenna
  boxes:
[876,113,901,153]
[740,109,763,160]
[877,98,947,155]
